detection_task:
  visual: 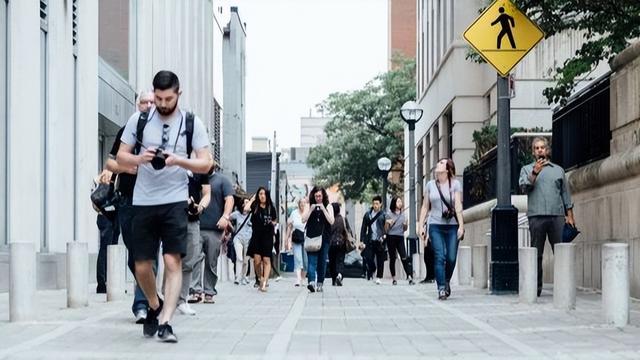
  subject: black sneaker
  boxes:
[307,283,316,293]
[157,323,178,343]
[438,289,447,300]
[143,297,163,338]
[445,282,451,298]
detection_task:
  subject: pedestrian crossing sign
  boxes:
[463,0,544,77]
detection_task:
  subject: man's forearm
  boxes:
[117,151,140,168]
[177,157,213,174]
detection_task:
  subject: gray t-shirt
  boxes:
[199,172,234,230]
[427,179,462,225]
[386,211,406,236]
[230,211,252,241]
[121,108,209,206]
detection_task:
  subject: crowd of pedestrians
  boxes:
[92,71,478,346]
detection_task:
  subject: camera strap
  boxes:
[436,180,458,223]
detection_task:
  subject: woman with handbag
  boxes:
[302,186,335,293]
[246,187,278,292]
[418,158,465,300]
[328,202,348,286]
[385,197,414,286]
[286,198,308,287]
[230,198,252,285]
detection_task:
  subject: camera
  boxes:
[151,148,168,170]
[442,209,455,220]
[187,201,199,215]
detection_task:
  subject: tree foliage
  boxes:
[307,56,416,201]
[467,0,640,105]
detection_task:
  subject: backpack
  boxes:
[117,111,195,195]
[133,110,195,157]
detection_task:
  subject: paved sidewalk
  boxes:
[1,277,640,359]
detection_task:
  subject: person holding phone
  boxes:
[519,137,575,297]
[418,158,464,300]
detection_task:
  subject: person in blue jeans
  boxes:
[302,186,335,293]
[418,158,465,300]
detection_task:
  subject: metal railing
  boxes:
[552,74,611,170]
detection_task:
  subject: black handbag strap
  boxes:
[436,180,454,212]
[230,213,251,241]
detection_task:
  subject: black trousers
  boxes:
[96,213,120,287]
[386,235,412,278]
[363,241,386,279]
[328,245,345,280]
[528,216,564,292]
[424,241,435,280]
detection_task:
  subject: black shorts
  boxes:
[131,201,188,260]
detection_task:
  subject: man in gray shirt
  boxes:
[117,71,212,342]
[519,137,576,297]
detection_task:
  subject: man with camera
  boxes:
[360,195,387,284]
[117,71,213,343]
[100,89,154,322]
[519,137,575,297]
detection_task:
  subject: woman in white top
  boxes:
[418,158,465,300]
[286,198,308,286]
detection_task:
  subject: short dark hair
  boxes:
[152,70,180,92]
[372,195,382,204]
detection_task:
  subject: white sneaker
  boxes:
[375,278,381,285]
[177,302,196,316]
[134,309,147,324]
[275,276,282,282]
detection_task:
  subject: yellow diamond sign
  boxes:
[463,0,544,77]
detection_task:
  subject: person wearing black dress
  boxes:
[302,186,335,293]
[246,187,277,292]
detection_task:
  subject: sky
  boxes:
[218,0,389,150]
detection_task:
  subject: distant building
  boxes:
[300,116,330,147]
[222,7,247,188]
[388,0,416,67]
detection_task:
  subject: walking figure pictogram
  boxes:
[491,7,516,49]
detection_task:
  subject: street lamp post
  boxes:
[400,101,423,279]
[377,157,392,209]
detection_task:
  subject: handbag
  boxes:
[562,223,580,243]
[304,233,322,252]
[344,218,356,253]
[90,181,118,218]
[292,229,305,244]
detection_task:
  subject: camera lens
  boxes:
[151,155,166,170]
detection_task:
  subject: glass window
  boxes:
[99,0,130,80]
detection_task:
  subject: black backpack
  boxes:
[118,111,195,193]
[133,110,195,157]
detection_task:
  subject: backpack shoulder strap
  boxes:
[186,112,195,159]
[134,112,149,155]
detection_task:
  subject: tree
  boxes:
[307,56,416,201]
[467,0,640,105]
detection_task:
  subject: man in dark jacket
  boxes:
[360,195,386,283]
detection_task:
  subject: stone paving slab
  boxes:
[2,278,640,359]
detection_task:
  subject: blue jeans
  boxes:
[118,199,149,314]
[428,224,459,290]
[292,242,308,271]
[307,234,330,284]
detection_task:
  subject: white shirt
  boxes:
[289,209,305,232]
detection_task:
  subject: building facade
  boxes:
[388,0,416,65]
[300,116,330,147]
[1,0,220,292]
[221,7,247,188]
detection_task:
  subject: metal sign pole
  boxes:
[490,73,519,293]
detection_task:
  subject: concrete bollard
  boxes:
[554,243,576,310]
[519,247,537,304]
[472,244,488,289]
[10,242,36,322]
[458,246,472,285]
[67,242,88,308]
[107,244,126,301]
[602,243,629,327]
